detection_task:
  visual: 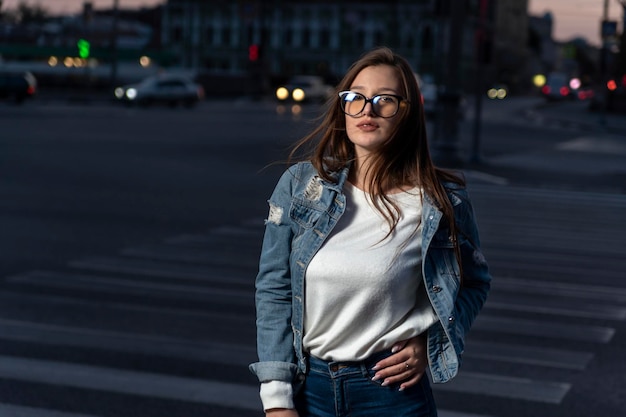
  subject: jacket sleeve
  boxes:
[249,166,300,384]
[451,189,491,343]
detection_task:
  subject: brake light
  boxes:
[559,86,570,96]
[541,85,551,95]
[26,85,36,95]
[607,79,617,91]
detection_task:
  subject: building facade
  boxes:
[161,0,453,82]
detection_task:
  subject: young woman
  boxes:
[250,47,491,417]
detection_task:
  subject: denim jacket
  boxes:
[249,161,491,388]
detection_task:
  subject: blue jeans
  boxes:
[295,351,438,417]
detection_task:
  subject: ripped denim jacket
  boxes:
[249,161,491,389]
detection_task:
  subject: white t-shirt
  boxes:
[303,182,437,361]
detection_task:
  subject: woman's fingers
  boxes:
[371,335,428,388]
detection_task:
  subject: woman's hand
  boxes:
[371,334,428,391]
[266,408,299,417]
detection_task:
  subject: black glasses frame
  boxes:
[338,90,408,118]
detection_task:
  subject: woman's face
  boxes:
[344,65,404,160]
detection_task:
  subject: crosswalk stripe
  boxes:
[469,184,626,206]
[6,270,252,304]
[435,371,571,404]
[493,277,626,303]
[0,290,250,327]
[0,356,262,411]
[487,260,623,280]
[438,411,498,417]
[67,257,254,285]
[120,245,260,267]
[483,247,623,270]
[474,316,615,343]
[465,341,593,370]
[164,226,263,245]
[0,404,102,417]
[485,300,626,320]
[0,318,255,366]
[0,403,496,417]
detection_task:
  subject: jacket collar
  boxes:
[319,162,351,193]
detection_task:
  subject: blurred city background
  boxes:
[1,1,626,417]
[0,0,625,113]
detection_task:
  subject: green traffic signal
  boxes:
[77,38,91,59]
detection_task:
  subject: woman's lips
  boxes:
[356,120,379,131]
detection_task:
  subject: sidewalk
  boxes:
[463,97,626,194]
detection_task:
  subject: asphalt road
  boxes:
[0,96,625,417]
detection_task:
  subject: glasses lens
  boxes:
[372,95,400,117]
[339,91,401,118]
[340,91,365,116]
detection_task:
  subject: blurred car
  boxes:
[575,86,595,101]
[114,74,204,107]
[275,75,333,103]
[417,73,467,119]
[541,72,572,101]
[487,84,508,100]
[0,70,37,104]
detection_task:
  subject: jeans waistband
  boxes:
[308,350,394,378]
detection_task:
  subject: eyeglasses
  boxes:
[338,91,407,118]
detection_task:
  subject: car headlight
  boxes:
[292,88,305,102]
[126,88,138,100]
[276,87,289,101]
[114,87,125,99]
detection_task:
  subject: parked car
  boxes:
[114,74,204,107]
[0,71,37,104]
[275,75,333,103]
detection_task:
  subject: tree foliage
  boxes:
[1,0,48,24]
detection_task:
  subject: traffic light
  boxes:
[248,44,259,62]
[77,38,91,59]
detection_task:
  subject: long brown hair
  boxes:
[289,47,465,271]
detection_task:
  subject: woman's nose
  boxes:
[362,101,375,116]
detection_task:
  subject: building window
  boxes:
[373,30,384,46]
[222,27,231,46]
[319,29,330,48]
[205,27,214,45]
[421,26,433,51]
[173,26,182,43]
[302,29,311,48]
[285,28,294,47]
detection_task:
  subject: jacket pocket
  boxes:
[290,199,324,229]
[429,228,461,282]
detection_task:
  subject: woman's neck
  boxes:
[348,164,415,195]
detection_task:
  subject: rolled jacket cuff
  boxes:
[249,360,299,383]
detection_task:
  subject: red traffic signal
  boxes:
[248,44,259,62]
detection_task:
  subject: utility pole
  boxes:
[470,0,493,164]
[110,0,120,87]
[432,0,466,168]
